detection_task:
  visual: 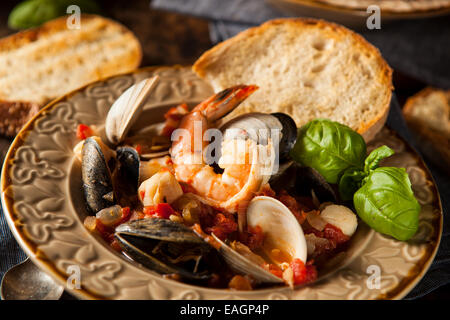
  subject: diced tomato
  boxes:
[267,264,283,278]
[305,261,318,284]
[110,238,122,252]
[239,225,264,251]
[290,259,318,285]
[161,103,189,137]
[206,213,237,241]
[117,207,131,225]
[323,223,349,245]
[290,258,307,285]
[143,203,175,219]
[76,124,93,140]
[143,206,156,217]
[139,190,145,200]
[135,144,142,155]
[278,191,307,224]
[95,219,114,241]
[155,203,175,219]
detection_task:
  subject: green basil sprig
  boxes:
[289,119,366,184]
[354,166,420,241]
[8,0,100,30]
[290,119,420,241]
[339,145,395,200]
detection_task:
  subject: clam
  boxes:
[219,112,297,162]
[81,137,116,213]
[214,196,307,284]
[105,76,160,145]
[115,218,221,280]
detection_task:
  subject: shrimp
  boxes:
[170,85,273,224]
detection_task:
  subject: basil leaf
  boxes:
[364,145,394,173]
[354,167,420,241]
[338,167,365,201]
[290,119,367,184]
[8,0,100,30]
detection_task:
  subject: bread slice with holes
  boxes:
[0,14,142,136]
[193,18,393,141]
[403,87,450,172]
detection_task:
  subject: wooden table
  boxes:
[0,0,446,300]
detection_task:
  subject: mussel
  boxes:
[116,146,140,194]
[81,137,116,213]
[269,162,338,204]
[214,196,307,285]
[219,112,297,162]
[115,218,223,281]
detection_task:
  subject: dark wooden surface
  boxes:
[0,0,447,300]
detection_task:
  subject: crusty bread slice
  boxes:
[0,14,142,136]
[193,18,393,141]
[312,0,450,13]
[403,87,450,172]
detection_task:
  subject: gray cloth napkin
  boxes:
[152,0,450,300]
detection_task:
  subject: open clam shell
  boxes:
[247,196,307,265]
[213,196,308,284]
[105,76,160,145]
[212,233,283,284]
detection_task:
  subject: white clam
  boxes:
[214,196,307,284]
[105,76,160,145]
[212,234,283,284]
[247,196,307,265]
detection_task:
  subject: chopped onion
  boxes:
[305,211,327,231]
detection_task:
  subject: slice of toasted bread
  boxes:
[403,87,450,172]
[193,18,393,141]
[0,14,142,136]
[311,0,450,13]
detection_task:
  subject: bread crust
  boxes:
[403,87,450,173]
[308,0,450,13]
[193,18,393,142]
[0,14,142,62]
[0,14,142,137]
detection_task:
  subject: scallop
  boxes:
[320,204,358,237]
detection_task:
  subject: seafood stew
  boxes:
[75,77,420,290]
